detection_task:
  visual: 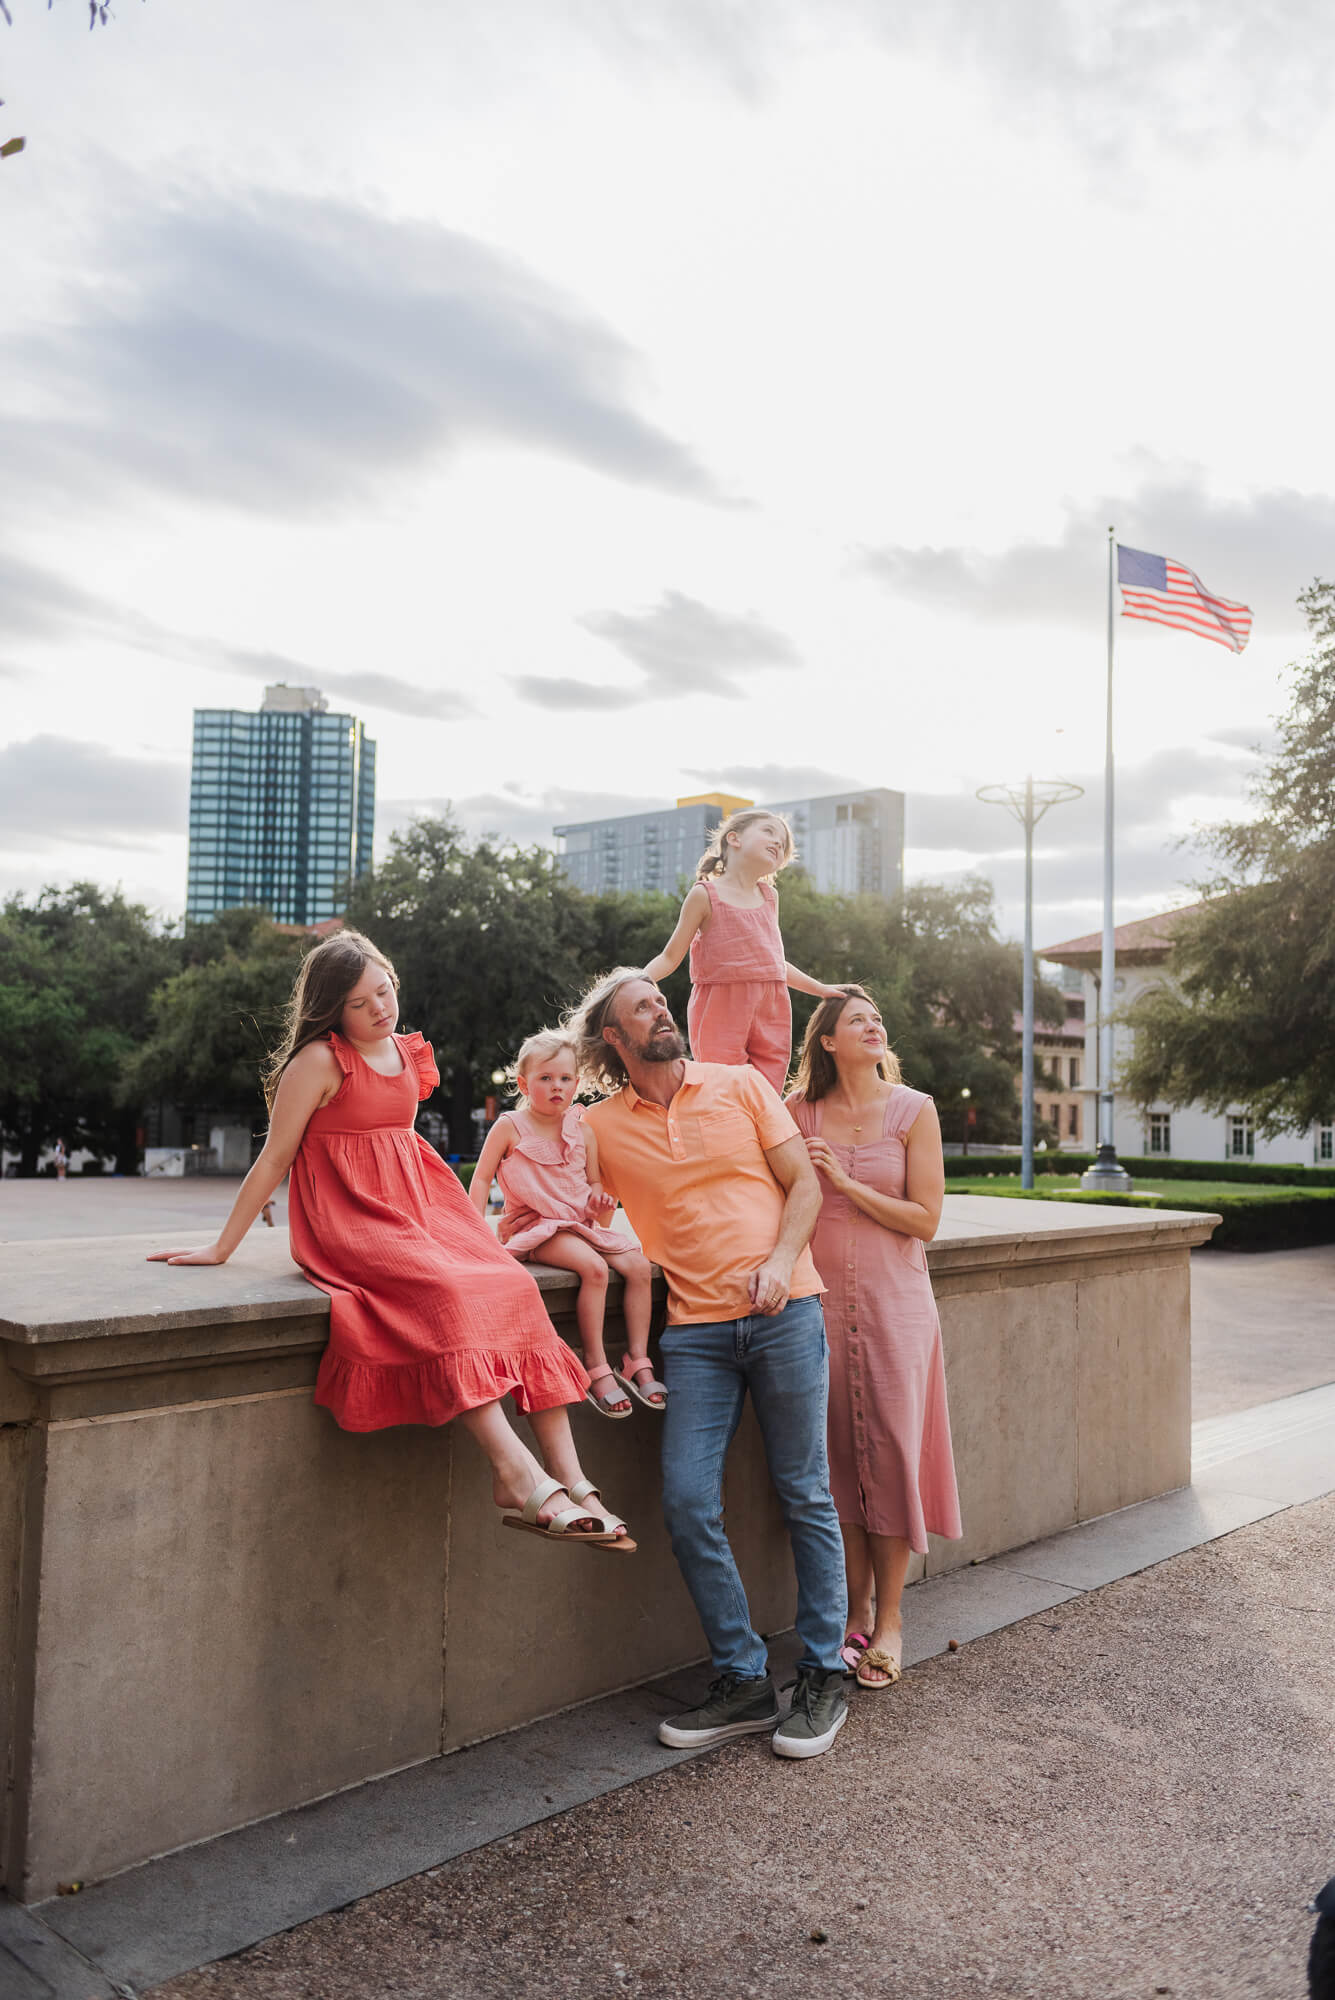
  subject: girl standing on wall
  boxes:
[147,931,636,1552]
[643,808,843,1093]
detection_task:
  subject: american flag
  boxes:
[1117,545,1253,653]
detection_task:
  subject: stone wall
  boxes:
[0,1197,1215,1901]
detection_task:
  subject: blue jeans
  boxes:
[659,1294,847,1680]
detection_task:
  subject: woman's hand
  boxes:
[804,1137,851,1191]
[146,1243,229,1266]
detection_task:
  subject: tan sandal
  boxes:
[855,1646,901,1690]
[501,1474,621,1546]
[568,1478,637,1553]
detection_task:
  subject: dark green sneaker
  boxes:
[771,1666,850,1760]
[657,1673,780,1748]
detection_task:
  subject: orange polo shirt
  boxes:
[582,1061,823,1325]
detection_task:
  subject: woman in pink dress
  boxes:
[788,986,961,1689]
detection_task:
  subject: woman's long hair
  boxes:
[262,929,399,1110]
[789,984,902,1103]
[695,807,795,882]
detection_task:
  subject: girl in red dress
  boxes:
[148,931,634,1550]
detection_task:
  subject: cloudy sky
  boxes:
[4,0,1331,946]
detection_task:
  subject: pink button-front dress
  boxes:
[495,1108,626,1262]
[686,878,792,1093]
[791,1084,962,1551]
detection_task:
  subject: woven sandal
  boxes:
[615,1355,668,1411]
[855,1646,902,1690]
[501,1474,621,1545]
[568,1477,637,1554]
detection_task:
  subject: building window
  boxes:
[1148,1113,1171,1156]
[1069,1057,1081,1087]
[1318,1126,1333,1163]
[1067,1103,1080,1138]
[1227,1115,1254,1159]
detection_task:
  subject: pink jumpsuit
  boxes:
[686,878,792,1094]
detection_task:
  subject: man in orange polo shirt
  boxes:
[570,970,850,1761]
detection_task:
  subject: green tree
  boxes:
[1122,580,1335,1133]
[0,883,178,1175]
[343,816,598,1147]
[123,908,308,1128]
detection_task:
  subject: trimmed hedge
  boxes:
[946,1152,1335,1187]
[950,1181,1335,1251]
[946,1153,1095,1178]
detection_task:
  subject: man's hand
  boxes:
[748,1252,795,1316]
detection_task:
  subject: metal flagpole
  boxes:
[1082,527,1132,1192]
[977,776,1082,1189]
[1022,775,1034,1183]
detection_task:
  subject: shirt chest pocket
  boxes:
[693,1109,757,1161]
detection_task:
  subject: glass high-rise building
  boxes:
[186,685,376,925]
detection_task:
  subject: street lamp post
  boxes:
[961,1086,972,1156]
[977,776,1084,1191]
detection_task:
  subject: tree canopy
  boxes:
[5,821,1054,1168]
[1122,579,1335,1133]
[122,907,308,1126]
[0,883,177,1173]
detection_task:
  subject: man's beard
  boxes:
[636,1023,686,1065]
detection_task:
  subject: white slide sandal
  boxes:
[501,1474,621,1545]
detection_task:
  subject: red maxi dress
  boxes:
[289,1031,590,1432]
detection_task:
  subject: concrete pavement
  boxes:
[143,1488,1335,2000]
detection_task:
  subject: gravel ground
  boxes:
[152,1493,1335,2000]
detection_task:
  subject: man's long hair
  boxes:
[562,967,649,1095]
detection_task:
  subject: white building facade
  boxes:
[1042,905,1334,1168]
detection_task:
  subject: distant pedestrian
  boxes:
[569,967,851,1760]
[788,986,961,1691]
[53,1138,67,1181]
[147,930,635,1551]
[470,1030,660,1421]
[643,808,842,1094]
[259,1198,276,1227]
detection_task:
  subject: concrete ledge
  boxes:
[0,1195,1217,1901]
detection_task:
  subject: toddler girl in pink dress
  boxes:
[470,1031,665,1418]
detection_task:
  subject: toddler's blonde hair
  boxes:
[507,1029,580,1099]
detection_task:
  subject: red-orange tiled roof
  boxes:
[1039,902,1204,965]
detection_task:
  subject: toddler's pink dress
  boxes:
[686,878,792,1094]
[496,1108,627,1262]
[790,1084,962,1552]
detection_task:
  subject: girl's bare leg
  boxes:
[527,1404,631,1541]
[607,1248,656,1385]
[530,1231,628,1412]
[456,1398,602,1534]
